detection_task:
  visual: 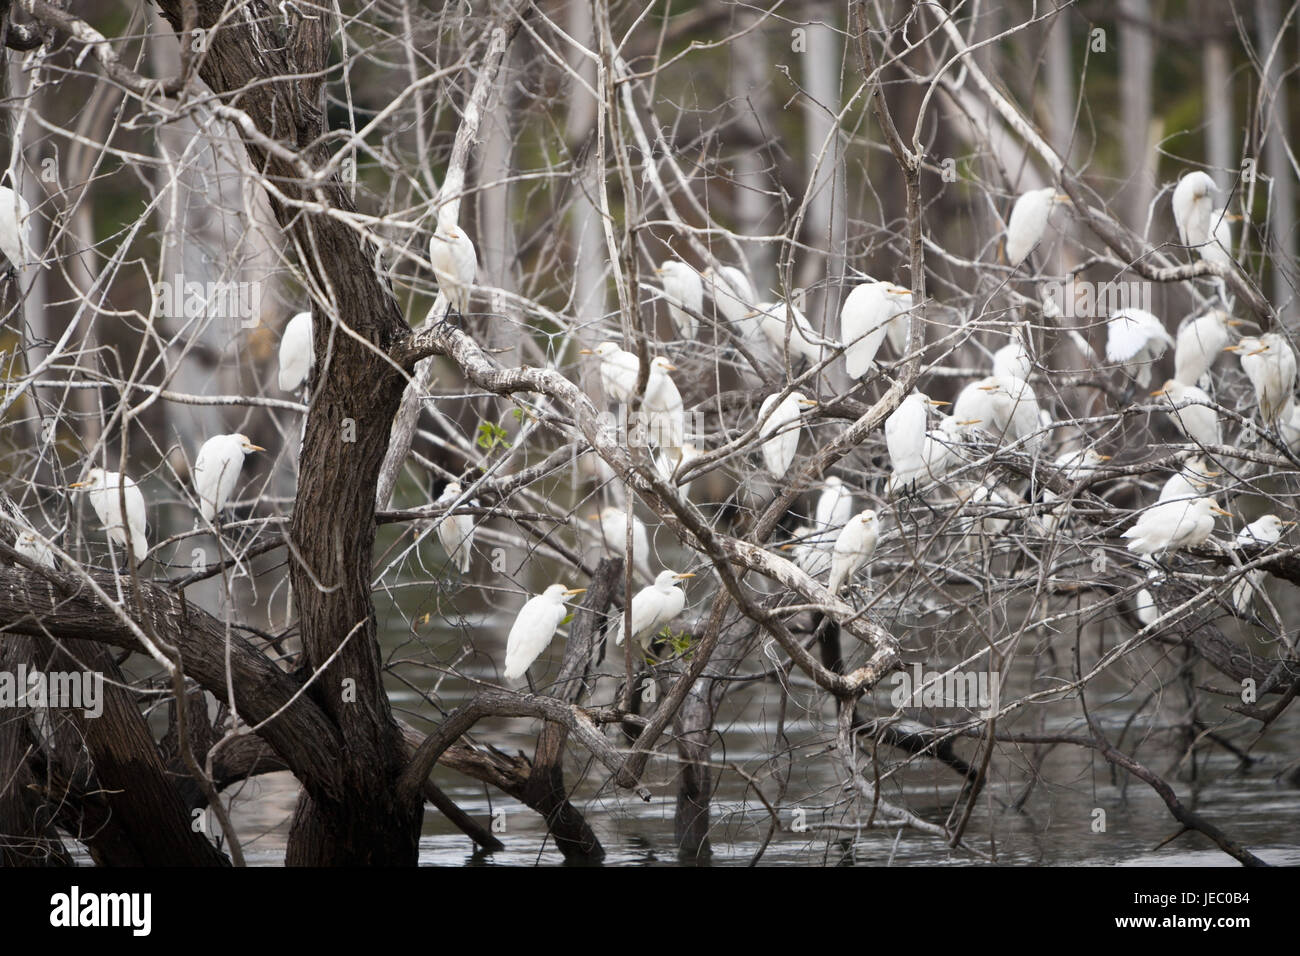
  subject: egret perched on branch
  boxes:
[0,185,31,274]
[194,433,264,522]
[434,480,476,574]
[278,311,313,392]
[783,526,833,577]
[1174,309,1239,385]
[69,468,148,562]
[429,218,477,320]
[1201,208,1239,268]
[1123,496,1228,555]
[656,261,703,340]
[701,265,755,325]
[1135,573,1161,627]
[1171,171,1217,248]
[502,583,586,682]
[992,338,1032,380]
[1231,514,1293,614]
[953,376,1041,450]
[840,280,911,378]
[1106,308,1174,388]
[593,506,652,581]
[749,301,828,365]
[581,341,639,404]
[644,356,685,451]
[14,530,55,569]
[815,476,853,530]
[757,391,817,477]
[1226,333,1298,425]
[886,391,950,494]
[1151,380,1221,447]
[1004,187,1069,266]
[1158,457,1219,502]
[826,510,878,596]
[613,569,695,649]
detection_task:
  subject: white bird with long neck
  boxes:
[814,476,853,531]
[1123,496,1228,555]
[1151,380,1221,448]
[581,341,640,404]
[1226,333,1298,425]
[1107,308,1174,388]
[613,569,695,649]
[757,391,817,477]
[657,261,703,340]
[70,468,148,563]
[826,510,878,596]
[643,356,685,451]
[193,433,264,522]
[1172,171,1217,248]
[840,280,911,378]
[1005,187,1069,266]
[429,217,477,318]
[279,311,313,392]
[1174,310,1239,385]
[13,530,55,569]
[502,583,587,682]
[886,391,951,494]
[592,506,652,581]
[1231,514,1293,614]
[434,481,476,574]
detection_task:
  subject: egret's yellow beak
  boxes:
[660,363,677,371]
[1054,193,1071,203]
[1225,213,1244,222]
[586,512,600,520]
[927,399,951,406]
[245,443,266,453]
[673,572,696,580]
[742,310,758,319]
[779,543,794,551]
[67,481,90,489]
[957,418,982,426]
[564,587,587,596]
[654,268,664,275]
[978,384,998,391]
[1226,320,1243,327]
[1210,507,1233,517]
[798,398,819,407]
[1282,520,1297,527]
[579,348,593,354]
[1095,454,1112,461]
[1150,388,1167,397]
[887,286,910,295]
[1249,346,1270,356]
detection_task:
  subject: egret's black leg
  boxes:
[525,671,537,696]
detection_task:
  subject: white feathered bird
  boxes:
[657,261,703,339]
[1226,333,1298,425]
[840,280,911,378]
[1231,514,1292,614]
[826,510,878,596]
[14,530,55,569]
[815,476,853,531]
[1123,496,1228,555]
[0,185,32,273]
[1151,379,1221,447]
[1174,310,1239,385]
[193,433,264,522]
[70,468,148,562]
[757,391,816,477]
[1106,308,1174,387]
[1172,171,1217,248]
[593,506,652,581]
[434,481,476,574]
[429,219,477,317]
[613,569,694,649]
[279,311,313,392]
[886,391,951,494]
[502,584,586,681]
[582,341,640,404]
[1005,187,1068,266]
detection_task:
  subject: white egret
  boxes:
[0,185,31,273]
[953,375,1042,450]
[757,391,817,477]
[1231,514,1292,614]
[643,356,685,451]
[434,481,476,574]
[1279,397,1300,452]
[502,583,587,682]
[840,280,911,378]
[278,311,313,392]
[1005,187,1068,266]
[1151,380,1221,447]
[883,287,915,356]
[194,434,264,522]
[783,526,833,577]
[961,483,1012,542]
[1135,572,1161,627]
[1123,496,1228,555]
[815,475,853,530]
[919,413,970,485]
[14,530,55,569]
[657,261,703,339]
[593,506,652,581]
[1171,171,1217,248]
[992,338,1033,380]
[1173,309,1239,385]
[1158,457,1219,503]
[581,341,639,404]
[613,569,695,649]
[1201,208,1238,268]
[1106,308,1174,387]
[701,265,755,325]
[749,301,828,365]
[826,510,878,596]
[1226,333,1298,425]
[429,219,477,318]
[69,468,148,562]
[886,392,950,494]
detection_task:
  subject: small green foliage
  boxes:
[560,612,575,627]
[663,627,694,658]
[475,420,511,451]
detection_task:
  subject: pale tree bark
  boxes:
[1255,0,1297,322]
[1118,0,1156,234]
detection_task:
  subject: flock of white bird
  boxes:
[7,166,1293,687]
